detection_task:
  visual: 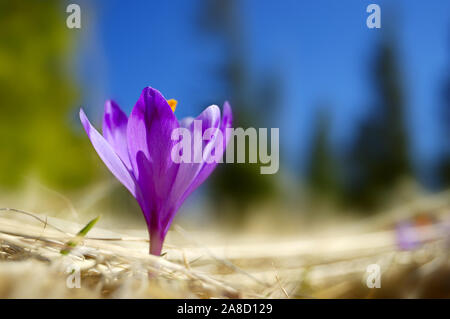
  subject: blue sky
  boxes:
[77,0,450,179]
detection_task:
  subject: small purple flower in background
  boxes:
[438,217,450,249]
[80,87,232,255]
[395,220,420,251]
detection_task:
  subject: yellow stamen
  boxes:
[167,99,178,112]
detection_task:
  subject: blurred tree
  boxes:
[0,0,98,189]
[435,39,450,188]
[306,107,341,202]
[199,0,279,219]
[346,39,412,209]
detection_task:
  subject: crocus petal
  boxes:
[163,105,221,216]
[184,101,233,196]
[162,103,232,233]
[126,87,180,228]
[80,109,137,197]
[179,116,194,128]
[102,100,132,170]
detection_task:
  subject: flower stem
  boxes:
[149,230,163,256]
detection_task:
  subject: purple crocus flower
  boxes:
[80,87,232,255]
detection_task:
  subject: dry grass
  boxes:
[0,191,449,298]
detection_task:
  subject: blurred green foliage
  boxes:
[0,0,98,189]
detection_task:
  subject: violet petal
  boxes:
[80,109,137,197]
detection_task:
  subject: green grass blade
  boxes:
[60,215,101,255]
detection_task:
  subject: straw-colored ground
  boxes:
[0,191,449,298]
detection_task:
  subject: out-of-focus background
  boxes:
[0,0,449,298]
[1,0,448,225]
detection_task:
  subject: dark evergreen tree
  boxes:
[199,0,279,219]
[306,107,340,202]
[346,39,412,209]
[436,44,450,188]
